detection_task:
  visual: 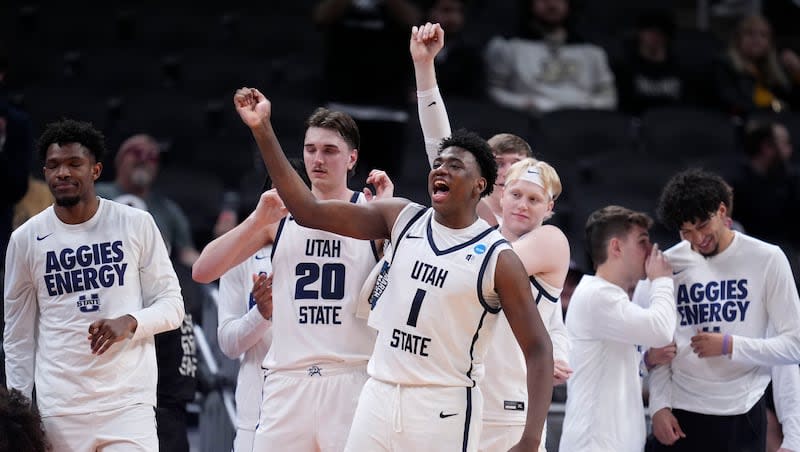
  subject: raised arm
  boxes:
[411,23,452,167]
[495,249,553,451]
[233,88,407,241]
[192,189,285,284]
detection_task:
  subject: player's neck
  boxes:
[596,264,636,298]
[54,196,101,225]
[311,184,352,202]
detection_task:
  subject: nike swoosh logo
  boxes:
[672,269,685,275]
[439,411,457,418]
[427,101,437,107]
[254,255,268,260]
[36,233,53,241]
[406,234,423,239]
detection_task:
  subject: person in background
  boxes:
[96,133,200,268]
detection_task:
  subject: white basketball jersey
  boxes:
[481,276,562,423]
[368,204,509,387]
[263,192,379,371]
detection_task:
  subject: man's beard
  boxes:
[55,195,80,207]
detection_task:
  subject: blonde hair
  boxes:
[728,15,791,89]
[505,158,562,200]
[487,133,533,157]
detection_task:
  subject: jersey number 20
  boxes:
[295,262,346,300]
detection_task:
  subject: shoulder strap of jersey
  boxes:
[390,206,428,264]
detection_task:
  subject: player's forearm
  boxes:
[648,364,673,415]
[217,308,271,359]
[417,86,451,167]
[193,216,269,283]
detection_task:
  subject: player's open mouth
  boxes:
[432,180,450,202]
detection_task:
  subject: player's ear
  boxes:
[348,148,358,172]
[92,162,103,181]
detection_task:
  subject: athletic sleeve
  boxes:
[648,362,673,416]
[732,249,800,366]
[416,86,451,167]
[585,277,676,347]
[217,259,271,359]
[773,364,800,451]
[129,213,185,341]
[3,233,37,399]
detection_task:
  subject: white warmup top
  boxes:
[4,198,185,416]
[560,275,675,452]
[217,246,274,431]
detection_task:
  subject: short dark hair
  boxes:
[37,118,106,163]
[657,168,733,231]
[585,205,653,268]
[305,107,360,151]
[439,128,497,197]
[0,388,50,452]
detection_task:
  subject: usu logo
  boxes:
[77,293,100,313]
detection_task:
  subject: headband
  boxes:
[517,167,553,198]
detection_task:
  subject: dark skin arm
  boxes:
[495,249,554,451]
[233,88,408,241]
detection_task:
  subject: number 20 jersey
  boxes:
[368,204,510,387]
[264,192,379,371]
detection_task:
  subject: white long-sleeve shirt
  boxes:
[217,247,273,432]
[772,364,800,451]
[4,198,184,416]
[560,275,675,452]
[647,234,800,417]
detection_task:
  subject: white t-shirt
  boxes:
[560,275,675,452]
[4,198,185,416]
[217,246,273,431]
[646,233,800,416]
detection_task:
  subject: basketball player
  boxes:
[644,169,800,452]
[233,86,553,451]
[4,119,185,450]
[410,22,570,450]
[560,205,676,452]
[192,109,395,451]
[217,244,273,452]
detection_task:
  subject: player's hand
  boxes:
[652,408,686,446]
[234,87,271,128]
[252,189,288,226]
[646,342,677,369]
[363,169,395,201]
[645,244,672,280]
[410,22,445,64]
[690,331,727,358]
[88,315,138,355]
[553,359,573,386]
[251,272,273,320]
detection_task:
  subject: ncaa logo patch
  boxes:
[473,244,487,255]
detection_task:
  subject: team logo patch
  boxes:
[473,244,487,255]
[77,293,100,313]
[369,261,391,310]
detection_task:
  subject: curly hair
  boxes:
[0,388,49,452]
[657,168,733,231]
[439,129,498,197]
[37,118,106,164]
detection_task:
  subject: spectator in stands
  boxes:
[422,0,485,99]
[0,387,49,452]
[96,133,200,268]
[713,14,800,117]
[613,9,686,115]
[560,205,676,452]
[727,119,800,251]
[313,0,421,181]
[484,0,616,115]
[0,100,33,272]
